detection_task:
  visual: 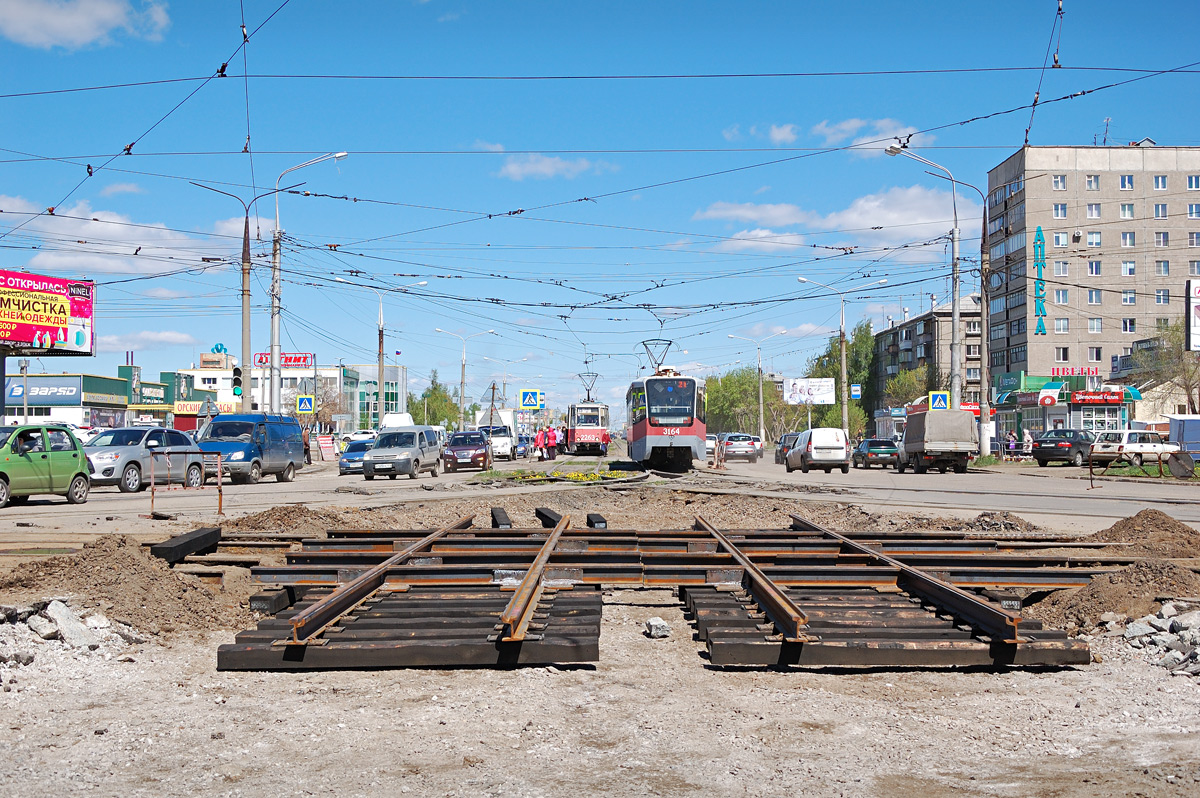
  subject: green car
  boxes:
[0,424,92,508]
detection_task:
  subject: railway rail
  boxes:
[214,508,1132,671]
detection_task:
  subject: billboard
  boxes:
[4,375,83,406]
[0,269,94,355]
[1187,279,1200,352]
[783,377,836,405]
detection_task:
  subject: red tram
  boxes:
[625,368,706,470]
[566,401,610,455]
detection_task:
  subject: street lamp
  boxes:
[797,277,888,434]
[727,332,785,442]
[481,355,528,405]
[271,152,348,413]
[435,328,497,431]
[335,276,426,428]
[885,143,964,411]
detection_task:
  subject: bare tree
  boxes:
[1131,322,1200,413]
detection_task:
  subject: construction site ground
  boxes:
[3,454,1200,797]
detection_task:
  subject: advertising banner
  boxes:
[783,377,836,406]
[253,352,314,368]
[0,269,94,354]
[1071,391,1124,405]
[1187,279,1200,352]
[4,375,83,406]
[173,400,239,415]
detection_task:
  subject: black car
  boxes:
[774,432,801,464]
[852,439,899,468]
[1032,429,1096,467]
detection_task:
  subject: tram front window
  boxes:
[646,379,695,426]
[576,411,601,427]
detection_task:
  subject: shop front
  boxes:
[3,374,129,427]
[872,407,907,440]
[994,375,1137,436]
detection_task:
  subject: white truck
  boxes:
[474,408,516,460]
[895,409,977,475]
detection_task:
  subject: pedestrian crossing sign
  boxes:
[520,390,544,410]
[929,391,950,411]
[296,395,315,413]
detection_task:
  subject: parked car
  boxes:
[852,438,899,469]
[721,433,758,462]
[1089,429,1179,466]
[786,428,851,474]
[477,424,515,460]
[442,431,493,472]
[86,426,204,492]
[750,436,763,458]
[774,432,801,464]
[0,424,91,508]
[705,434,718,460]
[338,439,373,475]
[1031,429,1096,467]
[195,414,305,484]
[341,429,377,447]
[516,434,531,459]
[362,426,441,480]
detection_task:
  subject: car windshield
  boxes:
[727,434,751,443]
[376,432,417,449]
[201,421,254,440]
[343,440,372,453]
[479,426,511,438]
[1040,430,1072,439]
[450,433,485,446]
[646,378,695,426]
[87,429,146,447]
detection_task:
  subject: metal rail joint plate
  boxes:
[498,514,571,642]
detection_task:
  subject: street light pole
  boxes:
[435,328,496,430]
[272,152,348,413]
[797,277,888,434]
[481,355,528,405]
[727,331,784,442]
[192,182,285,413]
[885,144,962,410]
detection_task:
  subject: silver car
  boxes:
[362,426,441,480]
[85,427,205,492]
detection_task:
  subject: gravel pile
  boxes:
[1085,508,1200,558]
[1027,560,1200,632]
[1085,601,1200,679]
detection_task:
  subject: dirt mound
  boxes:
[1027,559,1200,631]
[0,535,254,633]
[223,505,383,537]
[887,510,1043,537]
[1085,508,1200,558]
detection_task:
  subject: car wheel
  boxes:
[118,464,142,493]
[785,462,795,473]
[800,461,809,474]
[914,464,928,475]
[896,461,906,473]
[840,464,849,474]
[0,478,9,509]
[1073,451,1085,467]
[365,474,375,481]
[953,463,968,474]
[247,462,262,484]
[430,460,439,478]
[409,460,419,479]
[185,463,203,488]
[1132,454,1143,467]
[276,463,296,483]
[1036,458,1048,467]
[66,474,89,504]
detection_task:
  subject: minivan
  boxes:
[785,428,851,474]
[196,414,305,484]
[362,425,442,479]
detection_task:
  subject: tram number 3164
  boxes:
[662,428,681,436]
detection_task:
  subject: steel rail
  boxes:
[287,515,473,644]
[695,515,810,641]
[791,514,1023,643]
[498,514,571,641]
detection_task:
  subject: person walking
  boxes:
[302,426,312,465]
[1022,428,1034,460]
[1005,429,1017,461]
[546,425,557,460]
[535,427,545,461]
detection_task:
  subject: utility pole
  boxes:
[377,308,385,430]
[435,328,495,431]
[728,332,784,443]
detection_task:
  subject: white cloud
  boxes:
[715,228,806,253]
[721,124,742,142]
[694,201,811,228]
[496,154,615,181]
[849,118,934,157]
[99,182,144,197]
[810,118,867,145]
[743,322,831,340]
[0,0,170,49]
[768,124,798,145]
[97,330,199,353]
[141,286,189,299]
[816,185,977,246]
[474,139,505,152]
[753,185,771,195]
[437,12,462,22]
[213,215,276,239]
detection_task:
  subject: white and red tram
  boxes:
[625,368,706,470]
[566,401,610,455]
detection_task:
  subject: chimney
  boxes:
[903,307,910,321]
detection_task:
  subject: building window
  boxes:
[1154,175,1167,190]
[1054,289,1068,304]
[989,296,1005,315]
[1119,174,1133,190]
[991,351,1006,367]
[1122,290,1136,305]
[1190,175,1200,190]
[1052,174,1067,190]
[1192,261,1200,276]
[988,271,1005,289]
[1122,260,1136,276]
[1088,260,1101,276]
[1012,260,1027,277]
[1157,318,1171,332]
[1088,289,1103,305]
[966,368,981,381]
[1122,318,1137,333]
[1052,203,1067,219]
[1156,232,1169,247]
[1010,318,1027,335]
[966,344,981,357]
[1054,260,1068,277]
[1010,345,1027,363]
[1055,347,1069,363]
[1053,232,1068,247]
[1189,204,1200,219]
[1191,232,1200,247]
[1082,406,1123,432]
[1156,260,1170,276]
[1087,175,1101,190]
[1088,347,1102,363]
[1154,203,1168,219]
[1086,203,1100,219]
[1156,289,1170,305]
[990,322,1005,339]
[1089,318,1102,333]
[1054,318,1069,333]
[1120,203,1134,219]
[1087,231,1101,247]
[1121,232,1136,247]
[966,320,981,334]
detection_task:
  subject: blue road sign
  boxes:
[520,390,545,410]
[296,395,315,413]
[929,391,950,411]
[850,383,862,400]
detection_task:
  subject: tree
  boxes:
[1131,321,1200,412]
[282,380,347,430]
[408,370,459,428]
[884,364,929,409]
[802,320,877,438]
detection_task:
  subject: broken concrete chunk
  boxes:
[1148,617,1173,633]
[1123,622,1156,639]
[1169,611,1200,634]
[0,604,17,623]
[26,614,58,640]
[111,624,148,645]
[43,601,100,649]
[84,613,111,630]
[1159,603,1179,619]
[1099,612,1127,626]
[644,617,671,639]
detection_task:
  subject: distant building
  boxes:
[872,294,983,405]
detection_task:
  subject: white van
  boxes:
[784,428,851,474]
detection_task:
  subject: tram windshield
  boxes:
[646,378,695,426]
[574,409,602,427]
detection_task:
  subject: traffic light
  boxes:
[231,366,243,397]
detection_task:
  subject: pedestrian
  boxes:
[600,428,611,456]
[535,427,545,461]
[559,425,568,456]
[1022,428,1034,459]
[547,425,557,460]
[302,426,312,464]
[1006,429,1017,461]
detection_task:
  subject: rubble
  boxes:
[644,617,671,638]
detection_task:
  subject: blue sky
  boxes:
[2,1,1197,417]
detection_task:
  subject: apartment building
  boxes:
[984,143,1200,432]
[872,294,983,404]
